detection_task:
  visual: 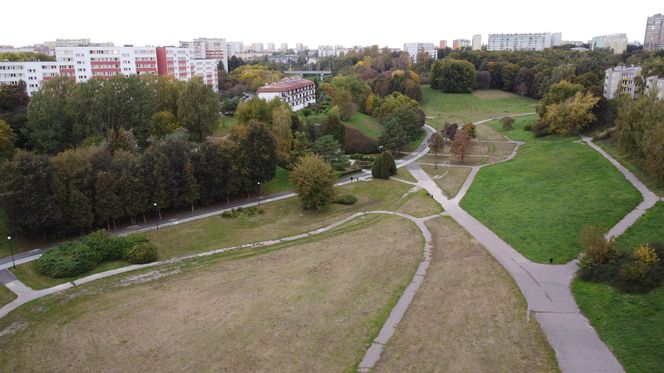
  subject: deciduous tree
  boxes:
[290,154,336,210]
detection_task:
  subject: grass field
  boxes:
[212,115,237,138]
[147,179,417,259]
[344,112,384,140]
[461,117,642,263]
[0,284,16,308]
[573,202,664,373]
[0,216,423,372]
[396,189,444,218]
[261,166,292,195]
[596,139,664,197]
[420,165,473,199]
[422,85,537,130]
[11,260,129,290]
[375,217,558,372]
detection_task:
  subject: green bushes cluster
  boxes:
[371,151,397,179]
[221,206,264,218]
[34,230,157,278]
[500,116,515,130]
[531,121,552,138]
[333,194,358,205]
[578,226,664,293]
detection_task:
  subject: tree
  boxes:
[194,141,235,204]
[430,59,476,93]
[227,55,245,73]
[319,107,345,145]
[312,135,343,165]
[182,159,199,211]
[0,119,16,161]
[25,77,77,153]
[537,80,584,117]
[237,120,278,187]
[500,116,515,130]
[451,130,471,163]
[288,131,312,167]
[543,92,600,135]
[443,122,458,141]
[0,81,29,112]
[463,123,477,138]
[428,132,445,168]
[52,149,94,235]
[270,105,294,165]
[375,92,425,140]
[475,71,491,90]
[371,151,396,179]
[379,117,409,154]
[289,154,336,210]
[177,77,221,141]
[149,111,179,138]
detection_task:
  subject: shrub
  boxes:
[531,121,551,137]
[500,116,515,130]
[333,194,357,205]
[524,124,532,131]
[579,225,618,266]
[462,123,477,138]
[126,242,159,264]
[371,151,396,179]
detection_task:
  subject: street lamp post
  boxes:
[257,182,261,206]
[7,236,16,269]
[154,202,160,230]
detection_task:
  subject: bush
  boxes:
[34,231,156,278]
[500,116,515,130]
[531,121,552,137]
[333,194,357,205]
[524,124,532,131]
[371,151,396,179]
[126,242,159,264]
[462,123,476,138]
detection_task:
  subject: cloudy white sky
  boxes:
[2,0,660,48]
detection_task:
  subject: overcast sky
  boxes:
[2,0,660,48]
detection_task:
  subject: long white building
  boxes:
[56,46,158,82]
[0,61,61,95]
[179,38,228,71]
[591,34,628,54]
[488,32,562,51]
[257,77,316,111]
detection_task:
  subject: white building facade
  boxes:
[591,34,628,54]
[603,66,642,99]
[179,38,228,71]
[472,35,482,50]
[645,75,664,100]
[0,61,61,95]
[403,42,436,62]
[487,32,562,51]
[257,78,316,111]
[55,46,158,83]
[191,59,219,92]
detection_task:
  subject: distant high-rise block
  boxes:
[472,35,482,50]
[487,32,561,51]
[452,39,470,49]
[439,40,447,49]
[591,34,628,54]
[644,14,664,50]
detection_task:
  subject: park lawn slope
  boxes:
[344,112,383,140]
[0,284,16,308]
[461,122,641,263]
[0,216,423,372]
[375,217,558,372]
[422,85,536,130]
[573,202,664,373]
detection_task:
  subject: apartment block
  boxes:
[452,39,470,49]
[191,59,219,92]
[644,14,664,50]
[55,46,158,82]
[0,61,61,95]
[403,42,436,62]
[591,34,628,54]
[472,35,482,50]
[179,38,228,71]
[487,32,562,51]
[603,66,642,99]
[257,77,316,111]
[645,75,664,100]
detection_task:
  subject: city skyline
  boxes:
[2,0,661,49]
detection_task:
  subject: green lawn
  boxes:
[343,113,384,140]
[461,117,642,263]
[261,167,292,195]
[11,260,130,290]
[422,85,537,130]
[0,284,16,308]
[573,202,664,373]
[212,116,237,137]
[596,139,664,197]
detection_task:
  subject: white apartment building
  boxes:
[603,66,642,99]
[487,32,562,51]
[226,42,244,57]
[591,34,628,54]
[472,34,482,51]
[280,43,288,51]
[403,42,436,62]
[257,78,316,111]
[0,61,61,95]
[179,38,228,71]
[296,43,304,52]
[644,14,664,50]
[266,43,275,51]
[55,46,158,82]
[156,47,192,81]
[191,59,219,92]
[645,75,664,100]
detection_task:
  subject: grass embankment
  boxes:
[596,139,664,197]
[0,216,423,372]
[10,260,129,290]
[375,217,558,372]
[422,85,537,130]
[0,285,16,308]
[344,112,384,140]
[461,116,642,263]
[573,202,664,373]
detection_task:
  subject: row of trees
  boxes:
[6,75,220,155]
[0,123,279,238]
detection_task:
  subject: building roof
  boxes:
[257,78,314,93]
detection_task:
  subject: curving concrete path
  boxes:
[0,209,439,373]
